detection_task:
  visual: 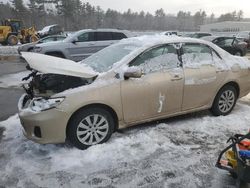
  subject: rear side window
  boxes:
[182,43,213,66]
[112,32,127,40]
[95,32,112,41]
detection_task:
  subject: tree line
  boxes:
[0,0,245,31]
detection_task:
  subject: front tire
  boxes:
[67,107,115,150]
[211,85,237,116]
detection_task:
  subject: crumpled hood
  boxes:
[21,52,98,78]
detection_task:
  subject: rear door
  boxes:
[94,32,114,51]
[181,43,220,110]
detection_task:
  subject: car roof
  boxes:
[119,35,208,48]
[65,29,132,41]
[116,35,231,57]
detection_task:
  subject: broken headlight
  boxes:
[30,97,65,112]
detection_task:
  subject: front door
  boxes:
[121,44,184,123]
[67,32,96,61]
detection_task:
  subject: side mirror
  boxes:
[124,67,142,79]
[71,38,79,44]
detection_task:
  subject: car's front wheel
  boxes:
[67,107,115,150]
[211,85,237,116]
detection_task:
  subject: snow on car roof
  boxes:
[117,34,230,57]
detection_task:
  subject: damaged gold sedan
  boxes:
[18,35,250,149]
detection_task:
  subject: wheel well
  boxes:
[45,51,65,58]
[66,104,119,137]
[221,82,240,98]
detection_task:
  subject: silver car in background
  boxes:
[18,35,66,52]
[33,29,133,61]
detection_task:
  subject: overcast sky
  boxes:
[87,0,250,17]
[1,0,250,17]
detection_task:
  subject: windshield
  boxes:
[80,43,141,73]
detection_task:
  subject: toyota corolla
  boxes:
[18,35,250,149]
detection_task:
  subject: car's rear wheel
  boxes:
[211,85,237,116]
[67,107,115,150]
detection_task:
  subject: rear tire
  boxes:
[7,35,18,45]
[67,107,115,150]
[210,85,237,116]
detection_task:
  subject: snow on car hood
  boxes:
[21,52,98,78]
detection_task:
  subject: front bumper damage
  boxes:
[18,94,70,144]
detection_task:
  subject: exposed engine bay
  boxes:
[22,65,96,99]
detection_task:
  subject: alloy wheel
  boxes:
[76,114,109,145]
[218,90,235,113]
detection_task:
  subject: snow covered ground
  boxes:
[0,94,250,187]
[0,71,30,88]
[0,46,19,56]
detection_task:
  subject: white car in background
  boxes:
[33,29,132,61]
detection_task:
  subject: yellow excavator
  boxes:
[0,19,39,45]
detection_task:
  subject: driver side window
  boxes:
[77,32,94,42]
[130,45,179,74]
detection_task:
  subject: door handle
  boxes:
[216,69,226,73]
[171,74,183,81]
